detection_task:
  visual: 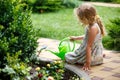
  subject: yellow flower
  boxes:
[54,61,57,64]
[35,67,40,71]
[47,76,54,80]
[57,61,61,64]
[47,64,50,67]
[80,77,85,80]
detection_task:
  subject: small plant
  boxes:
[35,60,64,80]
[1,51,31,80]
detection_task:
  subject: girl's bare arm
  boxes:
[83,26,98,71]
[70,35,84,41]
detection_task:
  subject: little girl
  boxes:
[65,3,106,71]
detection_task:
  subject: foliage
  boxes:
[88,0,120,3]
[103,18,120,51]
[0,0,37,79]
[90,0,112,2]
[111,0,120,3]
[1,51,31,80]
[24,0,63,13]
[35,60,64,80]
[0,0,37,66]
[62,0,80,8]
[24,0,80,13]
[31,6,120,40]
[102,36,113,49]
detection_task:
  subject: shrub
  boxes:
[102,36,113,49]
[25,0,63,13]
[0,0,37,70]
[91,0,112,2]
[24,0,80,13]
[111,0,120,3]
[103,18,120,51]
[61,0,80,8]
[0,0,38,79]
[88,0,120,3]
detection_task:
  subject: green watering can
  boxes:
[47,37,75,60]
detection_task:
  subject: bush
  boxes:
[103,18,120,51]
[102,36,113,49]
[111,0,120,4]
[88,0,120,3]
[24,0,80,13]
[62,0,80,8]
[0,0,38,79]
[90,0,112,2]
[0,0,37,71]
[25,0,63,13]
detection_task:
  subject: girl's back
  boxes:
[65,23,103,65]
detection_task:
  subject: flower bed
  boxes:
[28,56,90,80]
[36,61,64,80]
[29,60,64,80]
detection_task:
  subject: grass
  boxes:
[31,6,120,40]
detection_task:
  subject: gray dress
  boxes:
[65,23,103,65]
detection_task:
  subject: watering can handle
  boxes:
[59,37,75,51]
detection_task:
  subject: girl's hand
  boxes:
[82,62,91,71]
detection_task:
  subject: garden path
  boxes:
[37,38,120,80]
[86,2,120,7]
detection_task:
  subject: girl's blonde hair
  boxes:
[75,3,106,36]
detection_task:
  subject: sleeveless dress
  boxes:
[65,23,103,65]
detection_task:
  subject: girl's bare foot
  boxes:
[103,54,106,58]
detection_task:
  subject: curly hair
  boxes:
[75,3,106,36]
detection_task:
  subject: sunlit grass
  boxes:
[31,9,84,40]
[31,6,120,40]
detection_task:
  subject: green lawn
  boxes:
[31,6,120,40]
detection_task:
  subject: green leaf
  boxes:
[2,65,16,74]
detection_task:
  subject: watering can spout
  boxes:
[46,37,76,60]
[46,50,59,56]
